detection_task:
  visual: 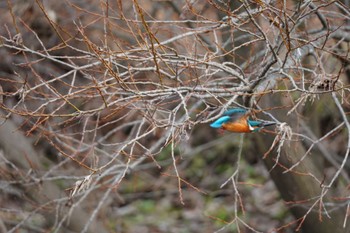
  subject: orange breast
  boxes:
[222,117,252,133]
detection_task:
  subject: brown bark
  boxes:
[0,116,108,233]
[253,98,350,233]
[259,138,348,233]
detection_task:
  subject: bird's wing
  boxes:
[210,108,248,128]
[223,108,247,116]
[223,108,248,123]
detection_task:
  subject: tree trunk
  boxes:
[0,116,108,233]
[253,97,350,233]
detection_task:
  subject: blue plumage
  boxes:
[247,120,262,127]
[210,116,231,128]
[223,108,247,116]
[210,108,247,129]
[210,108,275,133]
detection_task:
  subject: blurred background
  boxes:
[0,0,350,232]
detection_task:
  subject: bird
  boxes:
[210,108,276,133]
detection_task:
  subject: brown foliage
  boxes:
[0,0,350,232]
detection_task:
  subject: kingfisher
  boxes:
[210,108,276,133]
